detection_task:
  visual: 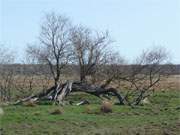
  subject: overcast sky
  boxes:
[0,0,179,63]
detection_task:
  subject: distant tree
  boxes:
[0,45,14,64]
[0,45,15,101]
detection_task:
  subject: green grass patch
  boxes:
[1,90,180,135]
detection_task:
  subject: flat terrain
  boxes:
[0,90,180,135]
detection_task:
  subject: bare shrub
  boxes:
[0,45,15,102]
[118,46,171,105]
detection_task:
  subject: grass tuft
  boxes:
[50,108,63,115]
[23,101,36,107]
[100,101,112,113]
[0,107,4,115]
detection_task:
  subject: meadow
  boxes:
[1,89,180,135]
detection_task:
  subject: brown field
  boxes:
[158,75,180,90]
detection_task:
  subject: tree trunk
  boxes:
[15,81,125,105]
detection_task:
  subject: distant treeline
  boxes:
[0,64,179,75]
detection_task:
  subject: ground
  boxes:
[0,90,180,135]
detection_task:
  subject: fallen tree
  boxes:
[14,81,125,105]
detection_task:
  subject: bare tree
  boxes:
[27,12,72,86]
[70,25,111,82]
[114,46,171,105]
[0,45,15,102]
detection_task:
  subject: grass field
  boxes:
[0,90,180,135]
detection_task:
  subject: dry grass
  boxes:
[84,105,93,114]
[157,75,180,90]
[112,75,180,91]
[23,101,36,107]
[0,74,179,102]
